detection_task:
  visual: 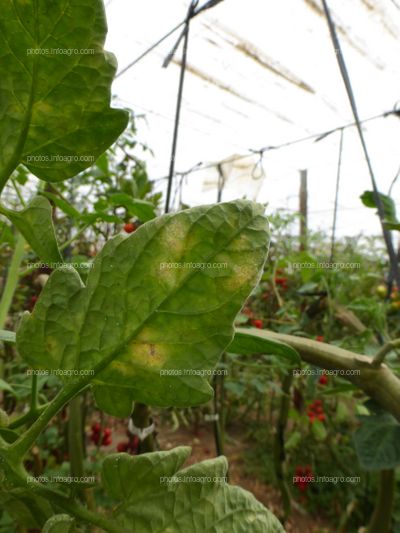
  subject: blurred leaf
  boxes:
[360,191,398,225]
[311,419,327,441]
[232,329,301,365]
[1,196,62,264]
[354,412,400,470]
[108,193,156,221]
[0,378,14,393]
[0,330,16,343]
[41,192,81,219]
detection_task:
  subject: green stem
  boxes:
[68,396,85,498]
[131,403,155,453]
[0,233,25,329]
[8,404,47,430]
[59,224,90,252]
[367,469,395,533]
[239,328,400,422]
[11,179,26,206]
[30,374,39,411]
[372,339,400,368]
[6,380,89,461]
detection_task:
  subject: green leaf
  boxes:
[42,515,78,533]
[0,489,53,529]
[93,385,133,418]
[353,413,400,470]
[102,447,284,532]
[0,378,14,393]
[41,192,81,219]
[0,0,128,185]
[16,201,270,407]
[224,381,246,398]
[0,330,16,343]
[360,191,398,225]
[384,222,400,231]
[109,193,156,222]
[0,428,19,443]
[231,329,301,365]
[0,196,62,264]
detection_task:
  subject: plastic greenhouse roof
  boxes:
[106,0,400,237]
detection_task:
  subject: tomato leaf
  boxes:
[40,192,81,220]
[0,0,128,185]
[102,447,284,532]
[353,412,400,470]
[231,328,301,365]
[108,193,156,222]
[0,196,62,264]
[16,201,270,407]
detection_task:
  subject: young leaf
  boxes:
[231,328,301,365]
[0,0,129,187]
[102,447,284,532]
[353,412,400,470]
[0,196,62,264]
[16,201,270,407]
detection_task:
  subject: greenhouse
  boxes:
[0,1,400,531]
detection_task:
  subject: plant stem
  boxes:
[59,224,90,251]
[68,396,85,499]
[32,484,127,533]
[131,403,155,453]
[367,469,395,533]
[0,233,25,329]
[8,404,47,430]
[239,328,400,422]
[6,380,89,461]
[273,371,293,523]
[372,339,400,368]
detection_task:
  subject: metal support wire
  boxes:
[321,0,400,289]
[165,1,198,213]
[116,0,224,78]
[330,128,344,263]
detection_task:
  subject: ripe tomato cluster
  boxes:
[307,399,325,423]
[90,423,112,446]
[294,465,314,492]
[274,276,288,289]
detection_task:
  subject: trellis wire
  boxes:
[329,128,344,263]
[322,0,400,290]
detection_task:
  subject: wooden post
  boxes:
[299,169,308,252]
